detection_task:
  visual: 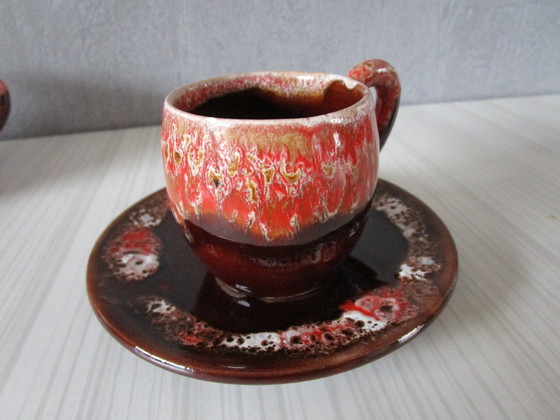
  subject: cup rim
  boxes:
[163,71,373,125]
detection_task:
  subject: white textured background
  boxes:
[0,0,559,140]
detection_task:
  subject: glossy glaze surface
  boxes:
[181,201,371,300]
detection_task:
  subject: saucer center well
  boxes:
[147,208,408,334]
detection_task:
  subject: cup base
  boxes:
[214,276,323,303]
[181,203,372,301]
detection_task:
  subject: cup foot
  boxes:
[181,203,372,301]
[214,276,322,303]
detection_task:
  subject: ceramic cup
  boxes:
[161,59,400,301]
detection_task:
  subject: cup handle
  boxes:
[347,59,400,149]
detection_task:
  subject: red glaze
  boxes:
[107,227,161,256]
[340,287,412,321]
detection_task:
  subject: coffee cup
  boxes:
[161,59,400,301]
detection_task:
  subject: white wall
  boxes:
[1,0,558,140]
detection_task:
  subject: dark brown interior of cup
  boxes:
[187,80,364,120]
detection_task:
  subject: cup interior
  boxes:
[166,73,368,121]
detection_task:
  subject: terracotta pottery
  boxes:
[0,80,9,132]
[161,60,400,301]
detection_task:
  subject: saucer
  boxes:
[87,180,457,384]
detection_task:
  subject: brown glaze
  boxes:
[0,80,9,132]
[181,202,371,300]
[87,180,458,384]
